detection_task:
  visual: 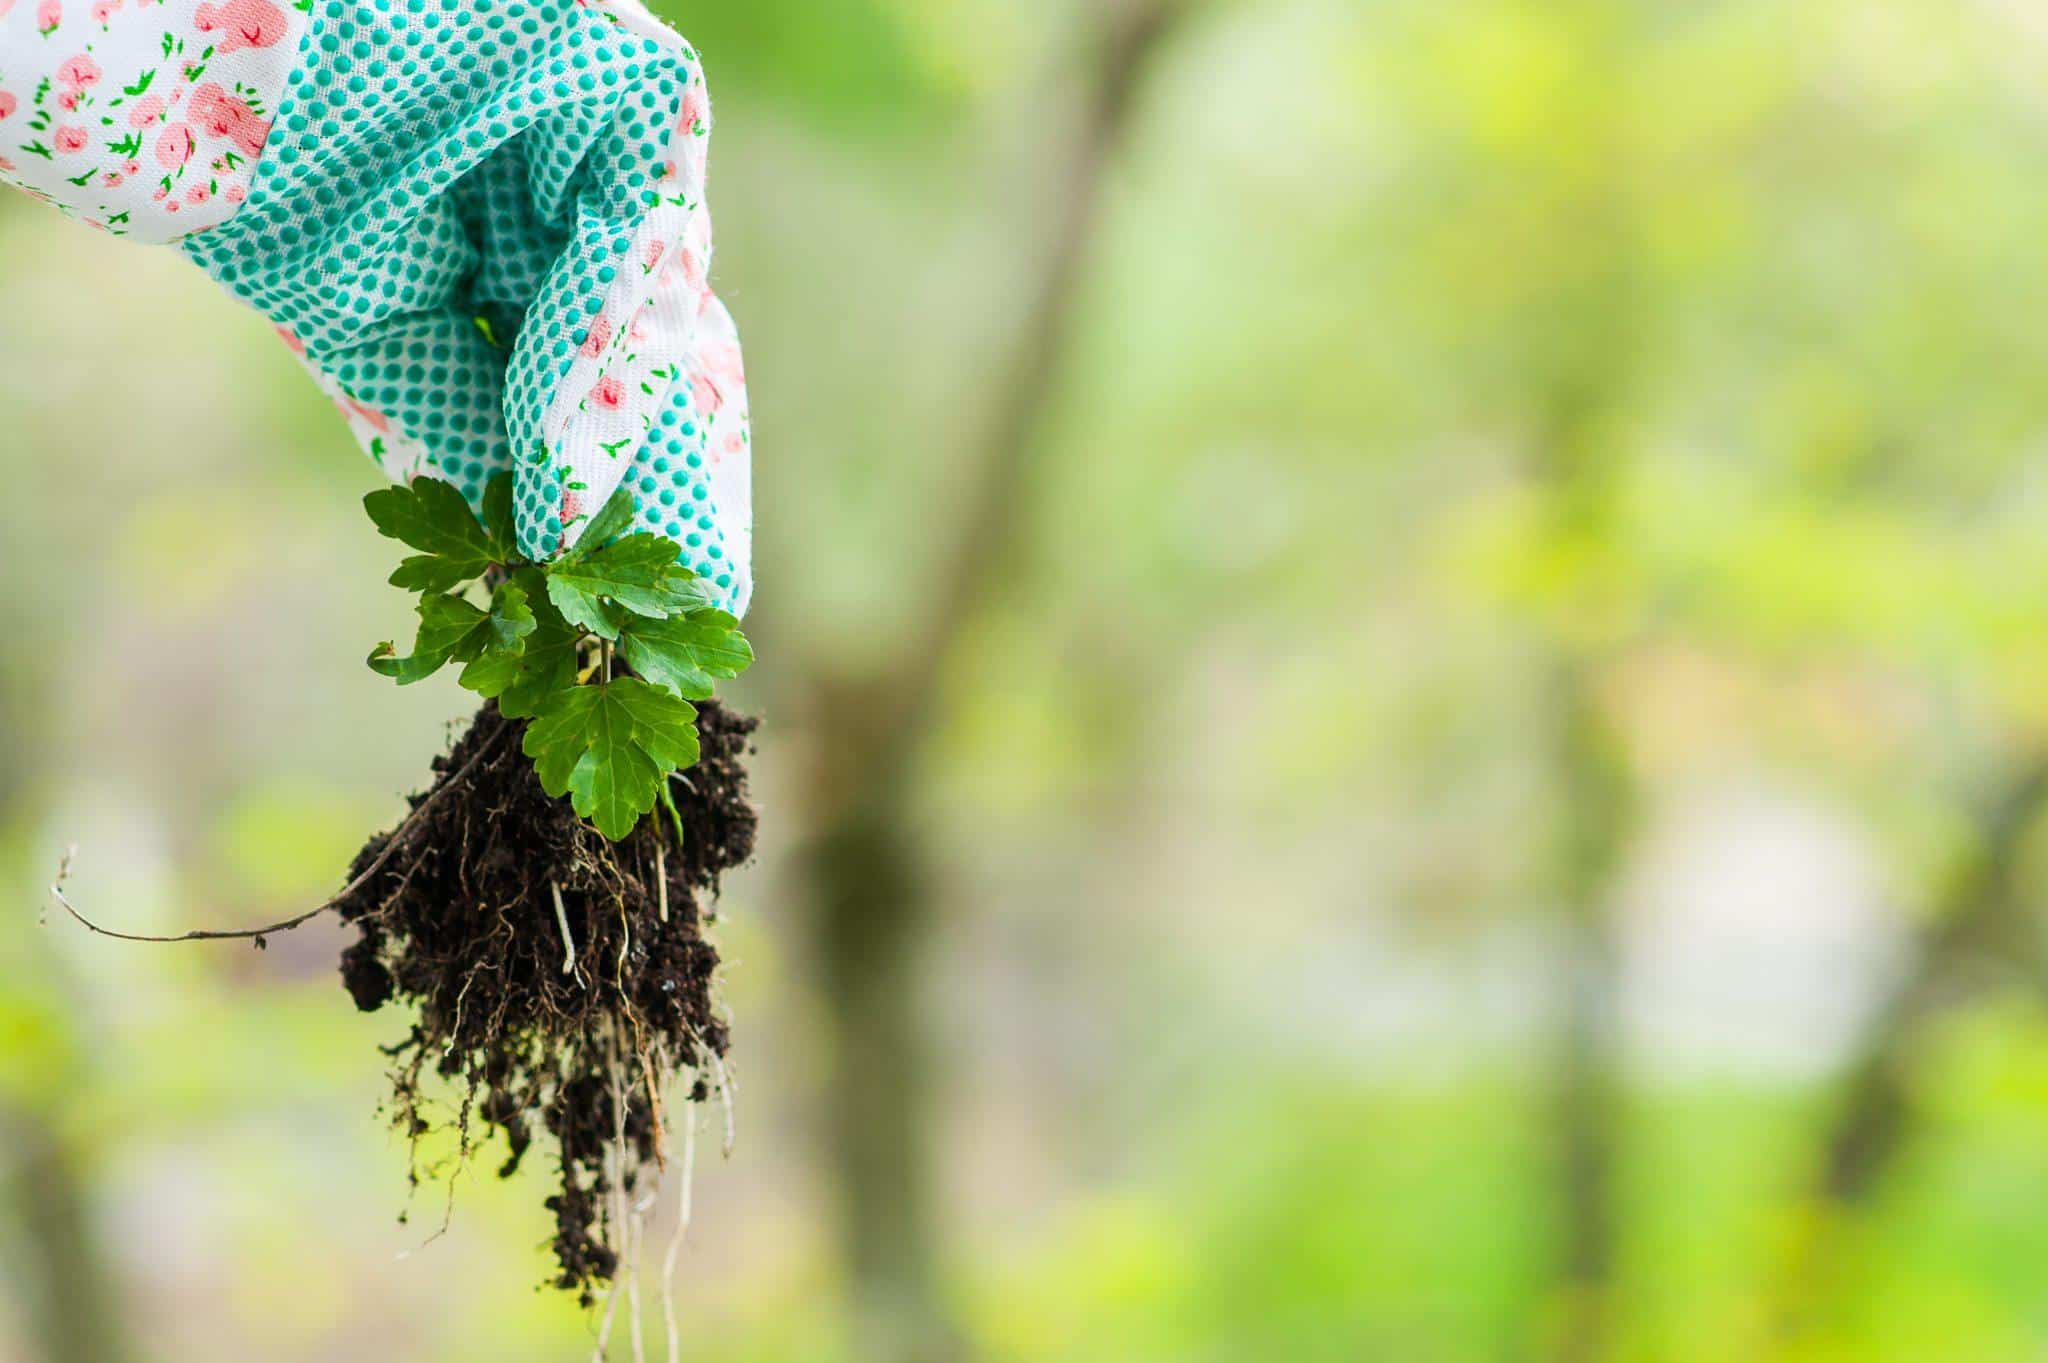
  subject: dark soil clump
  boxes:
[335,698,758,1301]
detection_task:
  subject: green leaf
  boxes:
[369,582,533,687]
[656,779,686,845]
[482,581,538,649]
[545,535,715,639]
[481,472,518,560]
[523,683,603,796]
[389,554,479,594]
[367,593,488,685]
[364,477,498,571]
[565,484,639,556]
[460,574,580,718]
[520,678,701,840]
[611,677,700,769]
[617,611,754,700]
[566,703,662,842]
[545,574,631,640]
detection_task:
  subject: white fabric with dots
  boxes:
[0,0,310,242]
[1,0,753,616]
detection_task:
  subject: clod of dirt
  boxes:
[334,698,758,1301]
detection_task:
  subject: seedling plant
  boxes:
[57,472,761,1343]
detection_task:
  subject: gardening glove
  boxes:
[0,0,753,615]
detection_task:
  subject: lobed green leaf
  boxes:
[368,593,489,685]
[460,571,581,718]
[617,611,754,701]
[545,535,714,640]
[364,476,500,571]
[388,554,479,594]
[479,580,539,652]
[610,677,701,770]
[521,678,701,839]
[369,582,535,686]
[364,478,750,844]
[564,484,639,557]
[481,472,517,560]
[524,682,603,797]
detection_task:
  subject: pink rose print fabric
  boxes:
[0,0,753,612]
[0,0,306,240]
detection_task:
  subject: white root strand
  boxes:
[592,1030,631,1360]
[590,1150,623,1361]
[553,881,578,978]
[617,897,631,992]
[627,1184,647,1363]
[661,1095,696,1363]
[656,845,669,924]
[623,1026,646,1363]
[700,1043,736,1159]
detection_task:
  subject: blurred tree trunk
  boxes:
[1543,652,1632,1363]
[1,655,126,1363]
[795,5,1193,1360]
[1529,145,1643,1361]
[1767,758,2048,1349]
[1,1109,134,1363]
[807,739,946,1363]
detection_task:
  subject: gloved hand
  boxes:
[0,0,752,614]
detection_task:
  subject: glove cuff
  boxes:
[184,0,753,613]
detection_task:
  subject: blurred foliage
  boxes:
[13,0,2048,1359]
[677,0,956,126]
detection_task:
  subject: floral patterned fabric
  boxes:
[0,0,311,241]
[1,0,753,615]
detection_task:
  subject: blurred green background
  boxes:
[13,0,2048,1359]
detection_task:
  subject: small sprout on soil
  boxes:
[365,473,754,841]
[333,691,758,1303]
[50,472,764,1322]
[347,474,761,1302]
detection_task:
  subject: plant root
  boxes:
[47,726,508,946]
[661,1081,697,1363]
[335,698,759,1303]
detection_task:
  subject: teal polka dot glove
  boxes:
[1,0,753,614]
